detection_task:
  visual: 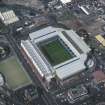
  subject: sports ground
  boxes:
[39,39,74,66]
[0,56,32,89]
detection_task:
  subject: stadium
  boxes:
[21,26,94,89]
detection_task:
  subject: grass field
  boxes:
[0,56,32,89]
[0,22,8,33]
[39,39,73,66]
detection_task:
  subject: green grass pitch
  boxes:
[40,39,73,66]
[0,56,32,89]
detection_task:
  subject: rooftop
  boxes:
[68,84,88,102]
[93,70,105,83]
[0,10,19,25]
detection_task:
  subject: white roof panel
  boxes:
[56,54,86,80]
[60,0,72,4]
[29,26,56,41]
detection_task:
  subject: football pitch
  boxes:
[39,39,74,66]
[0,56,32,89]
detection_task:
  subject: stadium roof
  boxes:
[21,26,93,82]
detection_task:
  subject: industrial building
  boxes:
[21,26,94,89]
[0,10,19,25]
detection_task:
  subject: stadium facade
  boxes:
[21,26,93,89]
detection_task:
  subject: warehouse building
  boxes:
[0,10,19,25]
[21,26,94,89]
